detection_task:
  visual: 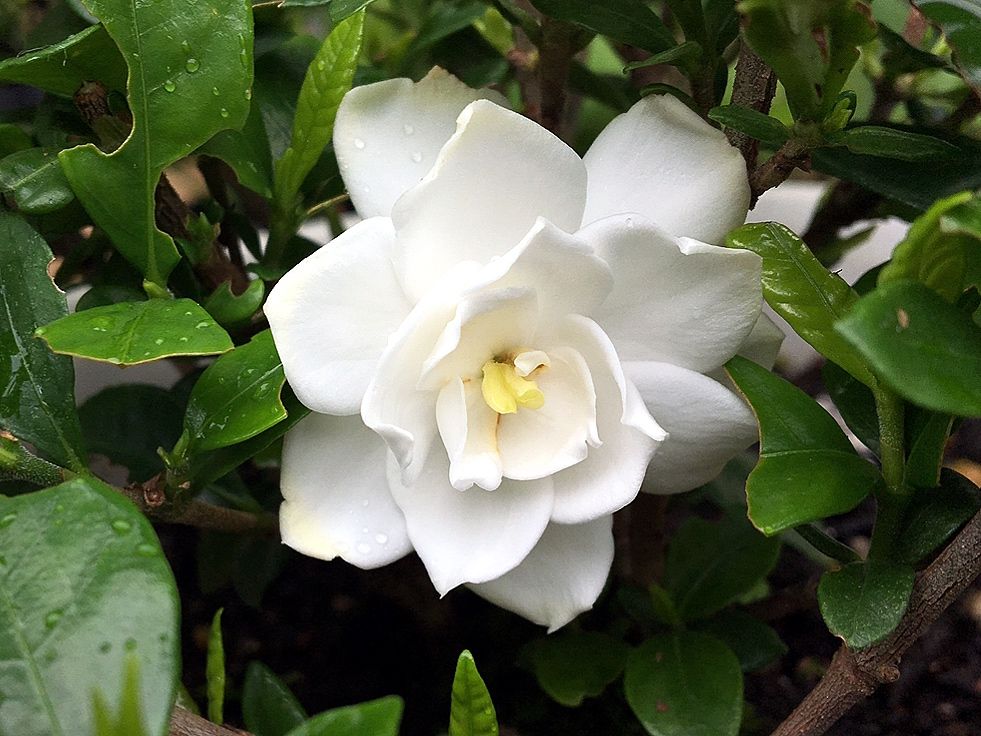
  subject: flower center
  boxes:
[480,350,549,414]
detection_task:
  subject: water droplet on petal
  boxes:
[356,542,371,555]
[374,533,388,545]
[361,526,369,534]
[111,519,131,534]
[163,80,176,93]
[185,58,200,73]
[353,137,365,150]
[625,216,634,228]
[361,499,370,508]
[411,151,423,163]
[403,124,414,135]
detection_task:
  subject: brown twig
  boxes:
[536,17,578,134]
[170,706,251,736]
[728,41,778,172]
[749,139,811,206]
[770,509,981,736]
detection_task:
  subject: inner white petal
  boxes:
[436,377,503,491]
[514,350,550,377]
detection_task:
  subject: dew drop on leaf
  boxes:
[164,80,176,93]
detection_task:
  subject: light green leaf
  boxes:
[726,355,880,535]
[525,633,629,708]
[284,696,403,736]
[0,477,179,736]
[625,632,743,736]
[449,650,498,736]
[243,661,308,736]
[530,0,676,53]
[727,222,875,387]
[818,560,915,649]
[708,105,791,147]
[204,279,266,329]
[0,212,85,470]
[835,280,981,416]
[35,298,233,366]
[183,330,286,453]
[841,126,960,162]
[698,610,787,673]
[58,0,254,290]
[207,609,226,725]
[0,148,75,214]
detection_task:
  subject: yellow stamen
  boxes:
[481,360,545,414]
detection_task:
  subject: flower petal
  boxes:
[468,516,614,632]
[280,413,412,568]
[334,68,509,219]
[582,94,750,243]
[626,361,759,495]
[266,217,412,415]
[388,449,554,594]
[583,214,762,373]
[436,377,503,491]
[738,311,785,369]
[543,316,665,524]
[392,100,588,300]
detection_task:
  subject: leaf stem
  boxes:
[869,387,908,560]
[0,435,74,487]
[795,524,862,565]
[305,193,350,220]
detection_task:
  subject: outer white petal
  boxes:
[583,214,763,373]
[436,377,502,491]
[738,311,785,369]
[498,347,600,480]
[468,516,614,632]
[582,94,750,243]
[627,361,759,495]
[280,413,412,568]
[266,217,412,415]
[388,450,554,594]
[543,316,665,524]
[334,68,509,219]
[392,100,588,300]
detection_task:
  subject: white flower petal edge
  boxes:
[392,100,588,301]
[584,214,763,372]
[280,413,412,568]
[388,449,554,595]
[626,361,759,495]
[265,217,412,415]
[738,312,785,369]
[469,516,614,632]
[333,67,509,219]
[582,94,751,244]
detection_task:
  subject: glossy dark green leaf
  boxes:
[530,0,676,53]
[897,468,981,565]
[905,410,954,489]
[841,126,960,162]
[449,650,498,736]
[76,285,147,312]
[0,212,85,470]
[664,516,780,621]
[625,632,743,736]
[708,105,790,147]
[649,583,683,629]
[58,0,254,290]
[818,560,915,649]
[200,102,275,197]
[727,222,875,387]
[915,0,981,90]
[525,633,629,708]
[207,609,226,725]
[697,610,787,672]
[280,0,377,22]
[285,696,403,736]
[204,279,266,329]
[0,124,32,157]
[836,280,981,416]
[184,330,286,453]
[727,356,880,535]
[36,298,233,366]
[0,477,179,736]
[197,531,287,607]
[0,148,75,214]
[821,360,880,455]
[403,2,489,60]
[0,24,126,96]
[79,385,183,482]
[243,661,308,736]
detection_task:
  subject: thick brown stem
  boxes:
[170,706,251,736]
[536,18,577,134]
[771,509,981,736]
[728,41,777,172]
[750,139,811,206]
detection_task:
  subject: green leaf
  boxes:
[530,0,677,53]
[243,661,308,736]
[835,280,981,416]
[199,103,275,198]
[708,105,791,147]
[449,650,498,736]
[76,285,147,312]
[664,517,780,621]
[841,126,960,162]
[821,360,880,455]
[79,385,183,482]
[0,124,33,157]
[625,632,743,736]
[183,330,287,453]
[35,298,233,366]
[207,609,226,725]
[402,2,489,61]
[818,560,915,649]
[0,476,179,736]
[273,10,365,214]
[622,42,703,73]
[727,222,875,387]
[0,212,85,470]
[525,633,629,708]
[280,0,378,23]
[649,583,683,629]
[896,468,981,565]
[204,279,266,329]
[726,355,880,535]
[284,696,403,736]
[58,0,254,290]
[905,410,954,488]
[0,24,126,97]
[697,610,787,672]
[0,148,75,214]
[878,192,981,303]
[915,0,981,91]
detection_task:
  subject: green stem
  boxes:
[263,201,297,271]
[795,524,862,565]
[0,436,74,487]
[305,193,350,220]
[869,387,909,560]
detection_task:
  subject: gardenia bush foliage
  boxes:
[0,1,979,736]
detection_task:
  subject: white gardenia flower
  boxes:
[265,68,783,631]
